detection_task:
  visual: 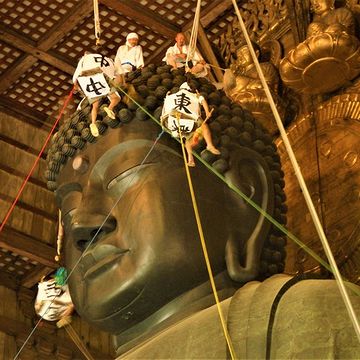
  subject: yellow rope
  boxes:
[175,113,237,360]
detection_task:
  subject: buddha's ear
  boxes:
[223,146,275,282]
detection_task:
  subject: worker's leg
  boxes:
[202,123,220,155]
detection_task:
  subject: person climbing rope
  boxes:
[73,51,121,137]
[161,81,220,167]
[34,267,74,327]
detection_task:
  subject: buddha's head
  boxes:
[235,42,261,69]
[310,0,335,15]
[45,67,287,334]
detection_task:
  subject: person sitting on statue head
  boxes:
[163,32,208,77]
[161,81,220,167]
[307,0,355,37]
[73,51,121,137]
[114,32,144,75]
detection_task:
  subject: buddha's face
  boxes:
[311,0,334,15]
[56,121,244,332]
[236,45,254,67]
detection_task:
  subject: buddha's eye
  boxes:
[107,163,154,190]
[61,192,82,219]
[55,183,82,218]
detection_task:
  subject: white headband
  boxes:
[126,32,139,41]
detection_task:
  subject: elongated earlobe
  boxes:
[224,147,274,282]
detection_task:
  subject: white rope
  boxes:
[55,209,63,262]
[93,0,101,45]
[230,0,360,343]
[186,0,202,67]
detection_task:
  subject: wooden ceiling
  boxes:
[0,1,239,291]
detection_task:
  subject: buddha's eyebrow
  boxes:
[55,182,82,206]
[107,163,155,190]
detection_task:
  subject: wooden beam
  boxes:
[0,98,49,128]
[182,0,232,30]
[0,194,56,222]
[0,315,112,359]
[0,226,57,268]
[0,163,48,190]
[0,54,38,95]
[0,134,47,160]
[101,0,180,38]
[0,271,19,290]
[21,265,54,289]
[197,24,224,82]
[0,26,75,76]
[37,0,93,51]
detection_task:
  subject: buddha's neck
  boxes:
[113,272,236,356]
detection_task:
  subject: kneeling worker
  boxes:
[161,82,220,167]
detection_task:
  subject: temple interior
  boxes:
[0,0,360,359]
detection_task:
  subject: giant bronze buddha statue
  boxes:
[45,66,360,358]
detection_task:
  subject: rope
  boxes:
[230,0,360,343]
[13,128,164,360]
[207,63,227,71]
[0,87,75,235]
[55,209,64,262]
[186,0,202,68]
[93,0,101,45]
[175,113,236,360]
[64,323,95,360]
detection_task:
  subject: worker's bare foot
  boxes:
[90,123,99,137]
[206,146,220,155]
[104,106,116,119]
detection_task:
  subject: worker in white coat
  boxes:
[114,33,144,74]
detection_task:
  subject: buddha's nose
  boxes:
[70,212,117,251]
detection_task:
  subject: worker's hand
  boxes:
[73,81,80,92]
[178,53,187,60]
[199,60,206,65]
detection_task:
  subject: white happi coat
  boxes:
[163,44,204,67]
[161,89,204,137]
[35,279,73,321]
[114,45,144,74]
[73,53,115,100]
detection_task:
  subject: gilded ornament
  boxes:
[279,0,360,94]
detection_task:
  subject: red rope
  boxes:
[0,87,75,234]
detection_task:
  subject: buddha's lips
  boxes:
[81,244,130,279]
